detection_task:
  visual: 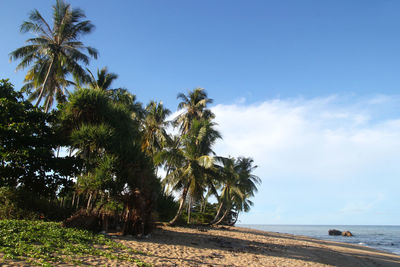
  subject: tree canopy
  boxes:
[2,0,261,233]
[9,0,98,112]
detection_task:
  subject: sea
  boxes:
[239,224,400,255]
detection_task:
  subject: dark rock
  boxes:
[328,229,342,236]
[342,231,353,237]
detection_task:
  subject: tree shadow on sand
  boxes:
[115,226,400,267]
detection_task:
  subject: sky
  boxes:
[1,0,400,225]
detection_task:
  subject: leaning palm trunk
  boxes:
[187,196,192,224]
[209,202,224,224]
[214,208,230,225]
[169,187,188,225]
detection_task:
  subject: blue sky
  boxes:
[1,0,400,224]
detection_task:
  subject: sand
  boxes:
[2,225,400,266]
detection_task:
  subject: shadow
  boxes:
[113,226,400,267]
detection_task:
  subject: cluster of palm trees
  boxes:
[10,0,260,227]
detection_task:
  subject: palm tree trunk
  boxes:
[202,197,208,213]
[44,96,51,113]
[71,192,76,208]
[210,202,224,224]
[187,196,191,224]
[86,192,93,212]
[214,208,229,225]
[36,58,55,108]
[169,187,188,225]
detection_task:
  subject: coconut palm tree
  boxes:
[20,55,75,111]
[86,67,118,91]
[164,119,221,225]
[10,0,98,112]
[141,101,171,161]
[175,88,214,134]
[212,157,261,225]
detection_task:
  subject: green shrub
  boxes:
[0,187,73,221]
[0,219,150,266]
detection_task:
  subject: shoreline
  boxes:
[239,224,400,256]
[2,224,400,266]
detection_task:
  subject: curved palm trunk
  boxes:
[214,208,229,225]
[209,202,224,224]
[36,58,55,108]
[169,187,188,225]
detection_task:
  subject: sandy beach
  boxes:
[114,225,400,267]
[2,225,400,266]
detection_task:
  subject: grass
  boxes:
[0,219,150,266]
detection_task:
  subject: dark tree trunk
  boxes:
[187,196,192,224]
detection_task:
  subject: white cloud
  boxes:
[165,94,400,224]
[211,95,400,182]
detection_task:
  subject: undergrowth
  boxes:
[0,219,150,266]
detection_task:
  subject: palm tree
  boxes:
[212,157,261,225]
[164,119,221,225]
[86,67,118,91]
[10,0,98,112]
[20,55,75,111]
[141,101,171,162]
[175,88,214,134]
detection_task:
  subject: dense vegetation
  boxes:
[0,220,149,266]
[1,0,261,237]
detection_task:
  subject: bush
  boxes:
[155,192,178,222]
[0,187,73,221]
[0,219,149,266]
[0,187,38,220]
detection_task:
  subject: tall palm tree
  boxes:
[175,88,214,134]
[10,0,98,112]
[212,157,261,225]
[164,119,221,225]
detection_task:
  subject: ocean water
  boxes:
[239,224,400,255]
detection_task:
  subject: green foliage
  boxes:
[0,187,38,220]
[0,187,73,221]
[59,88,159,234]
[3,0,262,234]
[0,220,150,266]
[182,202,217,224]
[9,0,98,111]
[60,88,146,194]
[0,79,77,198]
[155,192,178,222]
